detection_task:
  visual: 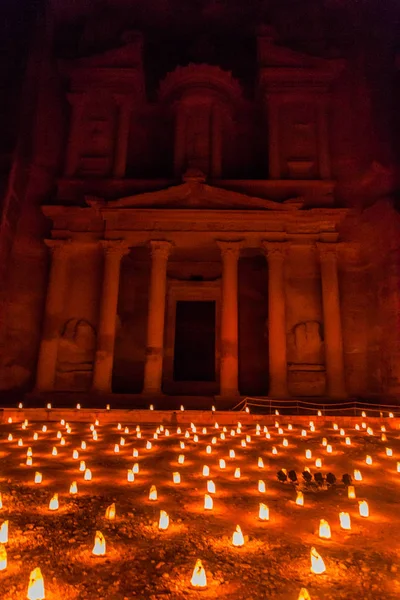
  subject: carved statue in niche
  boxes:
[287,320,324,366]
[55,319,96,391]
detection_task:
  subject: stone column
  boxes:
[217,241,241,397]
[113,95,132,178]
[92,241,129,393]
[65,93,85,177]
[266,94,281,179]
[143,241,172,394]
[317,101,331,180]
[263,242,288,397]
[173,104,186,178]
[211,104,223,179]
[36,239,71,391]
[317,243,346,398]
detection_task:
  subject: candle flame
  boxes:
[296,491,304,506]
[149,485,157,501]
[70,481,78,494]
[298,588,311,600]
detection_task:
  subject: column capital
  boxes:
[262,241,288,260]
[316,242,338,261]
[216,240,243,260]
[44,238,72,258]
[149,240,173,260]
[101,240,130,258]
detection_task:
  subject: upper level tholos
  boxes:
[57,29,344,207]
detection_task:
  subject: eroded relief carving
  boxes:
[55,319,96,391]
[287,320,324,366]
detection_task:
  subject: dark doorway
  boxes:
[173,300,216,381]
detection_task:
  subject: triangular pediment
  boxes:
[86,180,302,211]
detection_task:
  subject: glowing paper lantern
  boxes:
[180,441,185,450]
[0,521,8,543]
[322,437,327,446]
[34,472,42,484]
[296,491,304,506]
[206,445,212,455]
[84,468,92,481]
[283,438,288,447]
[234,468,241,479]
[146,441,152,450]
[258,480,266,493]
[232,525,244,547]
[202,465,209,477]
[105,503,116,520]
[315,458,322,468]
[204,494,213,510]
[114,444,120,453]
[207,480,216,494]
[229,449,235,459]
[345,437,351,445]
[326,445,332,454]
[354,470,362,481]
[27,567,45,600]
[178,454,184,464]
[219,459,226,470]
[79,461,86,472]
[159,510,169,530]
[0,544,6,571]
[51,447,57,456]
[133,463,139,474]
[348,486,356,499]
[359,500,369,517]
[72,450,79,460]
[301,429,307,437]
[339,512,351,530]
[149,485,157,501]
[26,457,33,466]
[259,503,270,521]
[191,559,207,588]
[92,531,106,556]
[310,547,326,574]
[70,481,78,495]
[48,494,59,511]
[318,519,331,539]
[386,448,393,457]
[366,455,372,465]
[305,449,312,459]
[7,434,12,442]
[127,469,134,482]
[272,446,277,455]
[173,472,181,484]
[81,441,86,450]
[18,439,23,447]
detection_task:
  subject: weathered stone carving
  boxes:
[288,320,324,366]
[55,319,96,391]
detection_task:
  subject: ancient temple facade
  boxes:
[1,13,399,405]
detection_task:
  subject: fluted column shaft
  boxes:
[92,241,129,393]
[143,241,172,394]
[217,241,240,397]
[317,243,346,398]
[36,240,71,391]
[263,242,288,397]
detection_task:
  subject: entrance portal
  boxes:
[173,300,216,382]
